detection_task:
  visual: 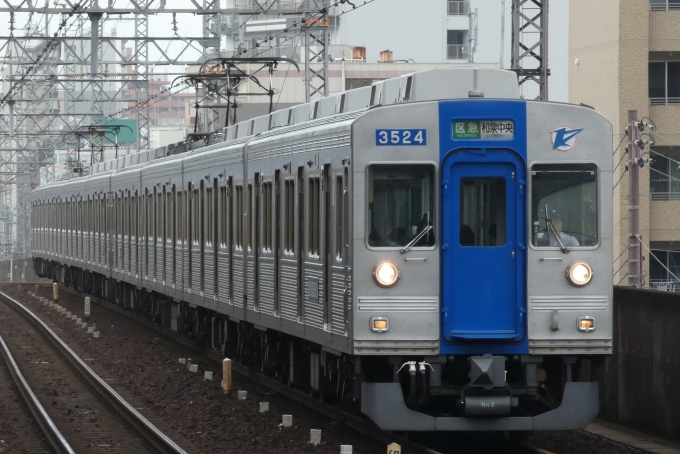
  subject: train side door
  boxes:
[441,149,526,342]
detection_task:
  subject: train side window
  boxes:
[459,178,506,247]
[335,175,344,260]
[176,190,182,244]
[262,180,273,251]
[308,176,320,257]
[219,185,228,246]
[235,185,244,249]
[206,186,213,245]
[247,183,253,251]
[166,188,173,244]
[158,188,163,242]
[367,164,436,248]
[284,179,295,253]
[193,188,200,244]
[531,163,598,248]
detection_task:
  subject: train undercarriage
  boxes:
[35,258,604,432]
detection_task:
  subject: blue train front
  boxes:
[352,69,613,431]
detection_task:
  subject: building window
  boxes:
[650,0,680,11]
[649,243,680,289]
[448,0,470,15]
[650,148,680,200]
[447,30,468,60]
[649,61,680,105]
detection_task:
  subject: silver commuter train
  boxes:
[31,67,613,431]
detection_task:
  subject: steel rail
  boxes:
[0,333,76,454]
[59,284,443,454]
[0,289,188,454]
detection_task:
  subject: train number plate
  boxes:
[376,129,426,146]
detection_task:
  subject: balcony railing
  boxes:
[650,191,680,201]
[650,1,680,11]
[650,97,680,106]
[447,44,468,60]
[448,0,470,15]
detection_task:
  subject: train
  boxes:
[31,67,613,432]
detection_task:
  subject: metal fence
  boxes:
[446,44,468,60]
[651,191,680,201]
[650,97,680,106]
[447,0,470,15]
[650,1,680,11]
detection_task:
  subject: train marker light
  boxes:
[370,317,389,333]
[373,261,399,287]
[566,261,592,287]
[577,316,596,332]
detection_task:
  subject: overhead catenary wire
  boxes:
[616,273,629,286]
[612,133,626,156]
[613,169,627,189]
[613,259,628,278]
[614,245,629,264]
[0,0,93,109]
[104,0,377,122]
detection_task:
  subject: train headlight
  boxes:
[566,261,593,287]
[373,261,399,288]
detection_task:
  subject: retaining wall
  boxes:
[601,287,680,440]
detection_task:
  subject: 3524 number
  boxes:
[376,129,426,146]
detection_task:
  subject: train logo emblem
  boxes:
[551,125,583,151]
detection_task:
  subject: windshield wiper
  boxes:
[547,219,569,253]
[400,225,433,254]
[544,204,568,253]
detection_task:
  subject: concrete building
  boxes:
[570,0,680,289]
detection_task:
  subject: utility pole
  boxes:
[627,110,642,287]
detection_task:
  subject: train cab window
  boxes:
[460,178,506,246]
[531,163,598,248]
[367,164,435,248]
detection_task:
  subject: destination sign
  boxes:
[452,120,515,139]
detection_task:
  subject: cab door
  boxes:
[441,149,525,342]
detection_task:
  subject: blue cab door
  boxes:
[441,149,525,343]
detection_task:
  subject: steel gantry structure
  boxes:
[511,0,549,100]
[0,0,327,262]
[0,0,547,265]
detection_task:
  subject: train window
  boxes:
[206,186,213,245]
[460,178,506,247]
[235,185,244,249]
[219,185,228,246]
[247,184,253,251]
[309,176,321,256]
[193,188,200,244]
[284,179,295,253]
[336,175,344,260]
[178,190,185,244]
[531,163,598,248]
[157,189,163,242]
[166,189,172,244]
[367,164,436,248]
[262,181,273,251]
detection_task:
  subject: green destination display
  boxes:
[452,120,514,139]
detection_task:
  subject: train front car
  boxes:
[353,69,613,431]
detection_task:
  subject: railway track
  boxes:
[0,288,188,454]
[50,283,558,454]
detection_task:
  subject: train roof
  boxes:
[40,67,521,191]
